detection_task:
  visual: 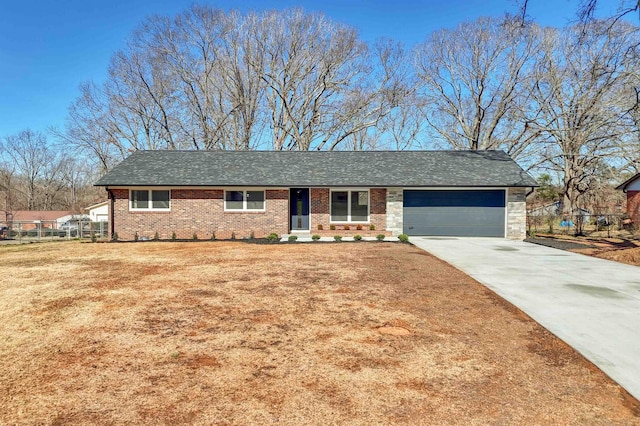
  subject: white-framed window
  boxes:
[330,189,369,222]
[129,189,171,211]
[224,190,265,211]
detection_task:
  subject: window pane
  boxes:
[225,191,244,210]
[246,191,264,210]
[152,190,170,209]
[131,190,149,209]
[351,191,368,221]
[331,191,348,221]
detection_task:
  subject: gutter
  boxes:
[107,187,115,239]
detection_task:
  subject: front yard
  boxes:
[1,241,638,424]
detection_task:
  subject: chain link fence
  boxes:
[527,212,633,237]
[0,219,109,243]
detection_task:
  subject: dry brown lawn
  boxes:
[1,241,639,425]
[531,233,640,267]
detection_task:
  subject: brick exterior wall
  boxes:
[309,188,387,233]
[110,188,288,240]
[507,187,527,240]
[627,191,640,227]
[110,187,389,240]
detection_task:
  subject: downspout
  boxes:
[526,187,535,198]
[107,187,115,240]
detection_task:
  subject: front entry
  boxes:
[290,188,310,231]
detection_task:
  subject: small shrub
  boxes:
[266,233,279,242]
[356,224,362,231]
[90,232,97,243]
[398,233,409,243]
[317,224,323,230]
[343,225,350,231]
[134,232,139,242]
[376,234,385,241]
[288,235,298,242]
[249,230,255,240]
[369,224,376,231]
[330,224,336,230]
[311,234,321,241]
[112,232,119,241]
[354,234,362,241]
[210,231,216,240]
[153,231,159,241]
[192,233,198,241]
[231,232,236,240]
[171,231,177,241]
[333,235,342,242]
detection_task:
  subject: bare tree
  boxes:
[528,21,640,216]
[414,16,542,160]
[61,7,414,157]
[0,164,16,214]
[253,9,366,150]
[55,82,119,173]
[517,0,640,26]
[316,38,416,151]
[2,130,55,210]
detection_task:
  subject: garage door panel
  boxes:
[404,190,505,207]
[403,190,505,237]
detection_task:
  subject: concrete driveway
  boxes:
[411,237,640,401]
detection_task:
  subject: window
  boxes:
[225,190,265,211]
[330,190,369,222]
[130,190,170,211]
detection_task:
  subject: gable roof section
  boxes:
[616,173,640,191]
[95,150,538,188]
[85,200,109,210]
[10,211,72,221]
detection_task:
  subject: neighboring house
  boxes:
[86,201,109,222]
[95,150,538,240]
[528,201,591,222]
[616,173,640,226]
[6,211,73,230]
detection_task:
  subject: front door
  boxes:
[290,188,310,231]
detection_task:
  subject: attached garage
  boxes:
[403,189,506,237]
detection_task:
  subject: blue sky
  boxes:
[0,0,621,140]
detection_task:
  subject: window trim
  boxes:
[224,189,266,212]
[129,189,171,211]
[329,188,370,223]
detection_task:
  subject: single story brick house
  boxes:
[95,150,538,240]
[616,173,640,226]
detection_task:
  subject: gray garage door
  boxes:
[403,190,505,237]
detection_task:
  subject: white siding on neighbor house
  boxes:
[56,215,74,228]
[628,178,640,191]
[87,202,109,222]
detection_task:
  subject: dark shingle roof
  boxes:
[95,150,538,188]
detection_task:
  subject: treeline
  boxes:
[2,5,640,215]
[0,130,102,213]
